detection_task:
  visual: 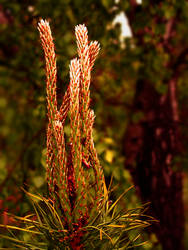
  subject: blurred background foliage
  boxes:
[0,0,188,249]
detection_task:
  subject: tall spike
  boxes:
[38,19,104,229]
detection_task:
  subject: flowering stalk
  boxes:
[38,19,105,245]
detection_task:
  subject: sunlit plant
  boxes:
[0,20,151,249]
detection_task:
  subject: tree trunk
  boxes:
[123,79,184,249]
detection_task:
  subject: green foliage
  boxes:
[0,188,152,249]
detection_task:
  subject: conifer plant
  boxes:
[0,20,151,249]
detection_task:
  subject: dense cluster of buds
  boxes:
[38,19,104,247]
